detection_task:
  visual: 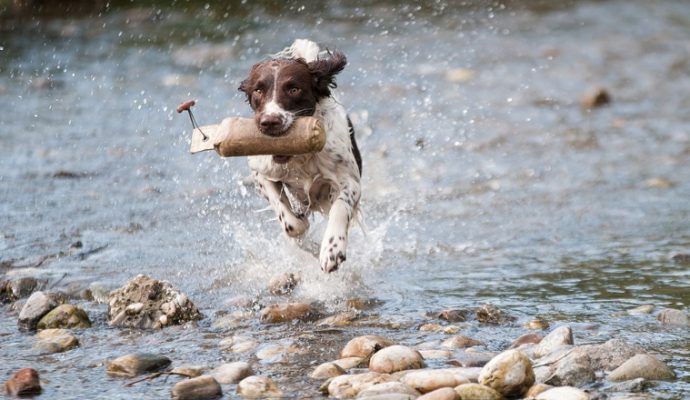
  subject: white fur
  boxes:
[248,40,361,272]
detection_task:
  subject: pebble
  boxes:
[4,368,42,396]
[419,324,461,334]
[532,325,573,358]
[444,68,475,83]
[237,375,282,398]
[18,291,57,331]
[327,372,394,398]
[171,375,222,400]
[310,362,346,379]
[580,87,611,109]
[36,303,91,329]
[342,335,395,358]
[509,332,543,349]
[346,297,382,311]
[267,272,300,295]
[107,274,202,329]
[441,335,483,349]
[535,386,590,400]
[451,350,496,368]
[401,369,469,393]
[453,383,502,400]
[608,354,675,381]
[106,353,172,377]
[333,357,366,370]
[171,366,207,378]
[475,304,516,325]
[656,308,690,326]
[525,318,550,330]
[418,350,452,360]
[211,361,252,384]
[369,345,425,373]
[34,328,79,353]
[478,349,534,398]
[259,303,313,323]
[317,311,359,327]
[230,339,259,353]
[417,387,459,400]
[627,304,655,315]
[525,383,553,397]
[356,381,420,397]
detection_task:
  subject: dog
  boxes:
[238,39,362,273]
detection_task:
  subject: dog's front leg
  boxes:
[253,172,309,237]
[320,180,360,272]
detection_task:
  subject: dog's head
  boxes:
[238,51,347,138]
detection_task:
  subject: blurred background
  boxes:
[1,0,689,398]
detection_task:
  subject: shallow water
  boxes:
[1,0,689,398]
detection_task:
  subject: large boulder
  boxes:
[107,275,202,329]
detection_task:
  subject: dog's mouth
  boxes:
[272,155,292,164]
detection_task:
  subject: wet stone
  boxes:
[327,372,394,398]
[441,335,483,349]
[656,308,690,326]
[627,304,655,315]
[259,302,313,323]
[311,362,346,379]
[509,332,543,349]
[434,309,470,322]
[525,318,550,330]
[607,354,676,382]
[478,349,534,398]
[10,277,43,299]
[106,353,172,377]
[525,383,553,397]
[333,357,366,370]
[535,386,590,400]
[532,325,573,358]
[451,350,496,368]
[211,361,252,384]
[542,350,595,387]
[255,343,302,364]
[317,311,359,327]
[475,304,516,325]
[18,291,58,331]
[37,304,91,329]
[671,253,690,264]
[171,375,222,400]
[107,274,202,329]
[453,383,502,400]
[237,375,282,399]
[267,272,300,295]
[172,366,207,378]
[401,369,469,393]
[418,350,452,360]
[341,335,395,358]
[356,381,420,397]
[369,345,425,373]
[4,368,41,396]
[34,328,79,353]
[417,387,459,400]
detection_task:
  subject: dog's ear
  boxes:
[308,51,347,98]
[238,62,262,103]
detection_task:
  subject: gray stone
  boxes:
[532,325,573,358]
[18,291,57,331]
[656,308,690,326]
[478,349,534,398]
[171,375,222,400]
[106,353,172,377]
[543,351,596,386]
[37,304,91,329]
[107,275,202,329]
[608,354,675,381]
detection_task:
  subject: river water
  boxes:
[1,0,689,398]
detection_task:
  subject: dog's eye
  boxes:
[254,88,263,95]
[288,87,301,96]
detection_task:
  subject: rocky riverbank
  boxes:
[2,273,686,399]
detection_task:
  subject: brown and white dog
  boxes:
[238,39,362,273]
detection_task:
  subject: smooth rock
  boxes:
[543,350,595,386]
[451,350,495,368]
[536,386,590,400]
[106,353,172,377]
[211,361,252,384]
[357,394,419,400]
[311,362,346,379]
[356,381,420,397]
[401,369,469,393]
[441,336,483,349]
[419,324,461,334]
[18,291,57,331]
[532,325,573,358]
[577,339,644,371]
[259,303,313,323]
[608,354,675,381]
[327,372,394,398]
[656,308,690,326]
[478,349,534,398]
[419,350,452,360]
[417,387,459,400]
[627,304,655,315]
[453,383,502,400]
[334,357,366,370]
[37,304,91,329]
[525,318,550,330]
[370,345,425,373]
[267,272,300,295]
[603,377,651,392]
[107,274,202,329]
[318,311,359,327]
[475,304,516,325]
[172,366,207,378]
[4,368,41,396]
[342,335,395,358]
[509,332,543,349]
[171,375,222,400]
[34,328,79,353]
[525,383,552,397]
[256,343,302,364]
[237,375,282,398]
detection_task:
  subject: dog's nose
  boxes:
[259,115,283,133]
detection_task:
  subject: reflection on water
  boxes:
[1,0,689,398]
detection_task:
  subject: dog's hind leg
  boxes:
[253,172,309,237]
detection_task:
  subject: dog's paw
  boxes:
[320,235,347,273]
[280,211,309,238]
